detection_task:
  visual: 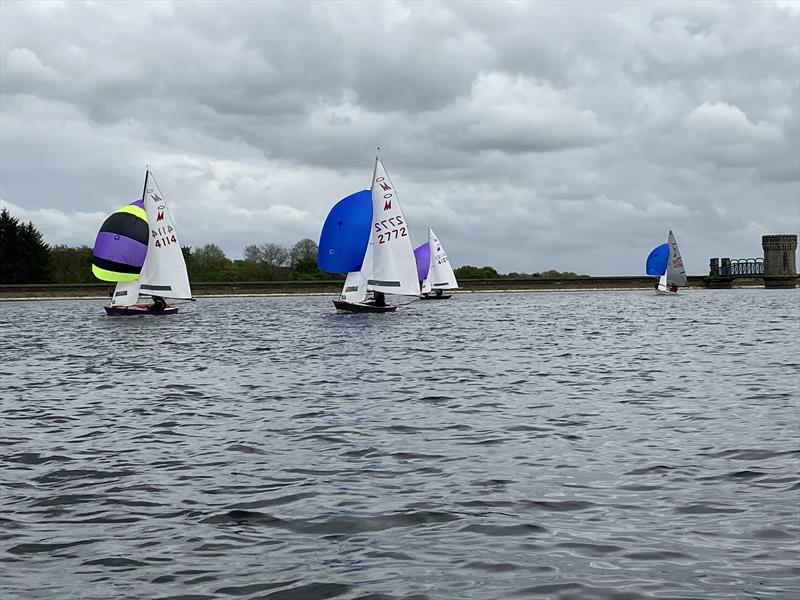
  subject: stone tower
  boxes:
[762,234,798,288]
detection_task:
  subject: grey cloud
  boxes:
[0,0,797,275]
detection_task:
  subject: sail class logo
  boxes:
[376,176,393,211]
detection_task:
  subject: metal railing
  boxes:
[720,258,764,277]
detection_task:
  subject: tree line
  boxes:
[1,208,587,284]
[1,208,335,284]
[452,265,589,279]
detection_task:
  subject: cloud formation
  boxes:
[1,0,798,275]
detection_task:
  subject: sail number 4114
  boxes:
[375,216,407,244]
[152,225,177,248]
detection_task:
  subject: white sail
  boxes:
[137,170,192,300]
[657,272,669,292]
[367,158,420,297]
[340,219,375,303]
[425,228,458,291]
[111,280,141,306]
[340,271,368,303]
[665,230,688,288]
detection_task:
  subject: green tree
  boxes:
[286,238,334,280]
[0,208,51,283]
[453,265,500,279]
[191,243,235,281]
[50,245,94,283]
[289,238,318,267]
[241,242,290,280]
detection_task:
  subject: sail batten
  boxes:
[367,279,402,287]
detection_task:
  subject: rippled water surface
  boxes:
[2,290,799,600]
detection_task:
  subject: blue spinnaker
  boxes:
[646,243,669,276]
[318,190,372,274]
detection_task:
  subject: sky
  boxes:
[1,0,798,276]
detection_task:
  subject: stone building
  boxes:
[762,234,798,288]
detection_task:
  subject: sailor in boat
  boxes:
[370,291,387,307]
[669,284,678,293]
[149,296,167,311]
[434,288,443,297]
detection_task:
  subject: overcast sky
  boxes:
[1,0,798,275]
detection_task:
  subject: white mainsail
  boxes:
[423,228,458,293]
[137,170,192,300]
[366,158,420,297]
[665,230,688,288]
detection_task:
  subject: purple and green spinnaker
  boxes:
[92,199,149,282]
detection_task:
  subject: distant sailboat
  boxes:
[92,169,193,315]
[414,228,458,299]
[646,230,687,294]
[318,156,420,313]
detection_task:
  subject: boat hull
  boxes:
[420,293,452,300]
[333,300,398,314]
[104,305,179,316]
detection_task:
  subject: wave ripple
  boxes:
[1,291,799,599]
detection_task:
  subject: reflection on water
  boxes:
[1,290,798,599]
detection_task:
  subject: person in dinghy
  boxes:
[369,291,387,307]
[148,296,168,311]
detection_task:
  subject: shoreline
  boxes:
[0,279,774,302]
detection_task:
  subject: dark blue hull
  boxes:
[104,305,179,316]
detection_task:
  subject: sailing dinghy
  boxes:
[318,157,420,313]
[92,169,193,315]
[414,228,458,299]
[646,230,687,294]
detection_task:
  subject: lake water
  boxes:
[1,290,799,600]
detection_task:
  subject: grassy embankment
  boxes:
[0,275,767,300]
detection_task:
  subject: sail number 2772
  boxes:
[152,225,177,248]
[375,216,407,244]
